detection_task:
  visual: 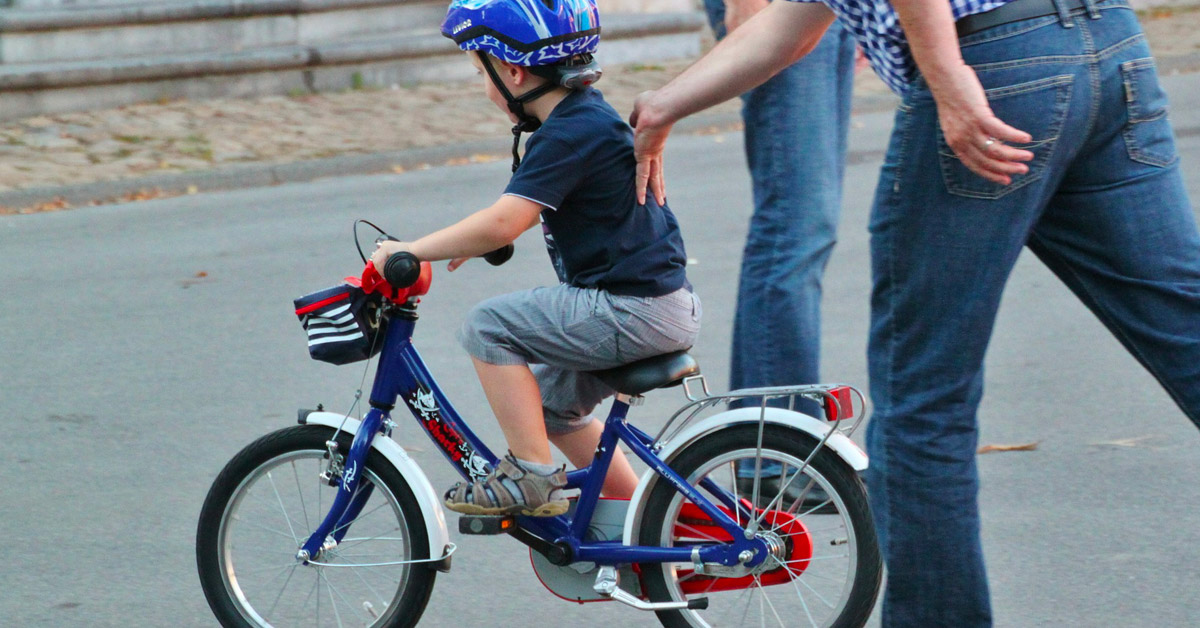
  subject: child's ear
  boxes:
[506,62,527,86]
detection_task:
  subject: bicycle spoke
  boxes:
[266,563,301,618]
[753,573,788,626]
[292,459,312,533]
[267,471,301,545]
[318,569,347,628]
[333,523,402,554]
[674,520,728,544]
[233,514,303,543]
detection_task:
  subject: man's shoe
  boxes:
[735,474,837,515]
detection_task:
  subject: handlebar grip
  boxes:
[383,252,422,289]
[482,244,514,266]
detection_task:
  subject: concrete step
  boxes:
[0,11,705,121]
[0,0,449,64]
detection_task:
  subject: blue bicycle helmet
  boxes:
[442,0,601,68]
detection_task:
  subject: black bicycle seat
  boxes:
[588,350,700,396]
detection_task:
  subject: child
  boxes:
[372,0,700,517]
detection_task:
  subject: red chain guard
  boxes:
[671,501,813,595]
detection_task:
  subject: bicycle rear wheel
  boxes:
[635,424,881,628]
[197,425,436,628]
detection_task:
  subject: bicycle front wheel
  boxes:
[635,424,881,628]
[196,425,436,628]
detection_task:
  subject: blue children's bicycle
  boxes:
[196,229,882,627]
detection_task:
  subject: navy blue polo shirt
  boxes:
[504,87,689,298]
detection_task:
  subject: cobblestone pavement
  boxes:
[2,7,1198,212]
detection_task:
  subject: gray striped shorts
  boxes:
[457,284,702,434]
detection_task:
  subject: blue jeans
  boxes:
[865,2,1200,625]
[701,0,855,442]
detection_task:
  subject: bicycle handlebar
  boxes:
[383,252,423,288]
[481,243,514,267]
[362,244,514,304]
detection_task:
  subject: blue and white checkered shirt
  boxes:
[785,0,1015,94]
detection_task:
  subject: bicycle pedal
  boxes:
[458,515,515,535]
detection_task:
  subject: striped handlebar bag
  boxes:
[293,282,387,365]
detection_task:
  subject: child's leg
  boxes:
[549,418,639,499]
[472,357,552,465]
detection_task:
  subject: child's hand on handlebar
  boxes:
[371,240,411,275]
[446,257,471,272]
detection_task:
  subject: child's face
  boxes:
[469,53,520,124]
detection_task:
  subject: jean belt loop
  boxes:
[1080,0,1102,19]
[1051,0,1076,27]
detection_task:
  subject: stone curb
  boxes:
[0,89,909,214]
[7,56,1200,213]
[0,112,739,212]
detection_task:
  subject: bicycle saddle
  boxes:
[589,350,700,396]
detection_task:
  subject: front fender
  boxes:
[302,411,452,569]
[622,407,868,546]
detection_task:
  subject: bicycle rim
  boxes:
[217,448,415,627]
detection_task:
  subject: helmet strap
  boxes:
[477,52,558,172]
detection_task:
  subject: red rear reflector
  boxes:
[824,386,854,421]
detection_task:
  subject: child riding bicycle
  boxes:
[371,0,701,518]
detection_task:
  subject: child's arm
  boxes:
[372,195,543,272]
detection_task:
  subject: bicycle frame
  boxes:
[299,302,772,569]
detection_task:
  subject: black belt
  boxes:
[956,0,1091,38]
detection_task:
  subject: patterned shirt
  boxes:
[785,0,1015,94]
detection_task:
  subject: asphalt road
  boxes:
[2,72,1199,627]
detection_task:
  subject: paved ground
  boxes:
[2,6,1199,212]
[2,82,1198,624]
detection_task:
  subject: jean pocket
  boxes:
[936,74,1074,200]
[1121,58,1178,168]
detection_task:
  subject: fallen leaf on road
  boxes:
[978,442,1039,454]
[195,271,208,278]
[120,187,166,202]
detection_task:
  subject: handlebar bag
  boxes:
[293,282,387,365]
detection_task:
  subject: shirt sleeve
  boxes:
[504,132,587,211]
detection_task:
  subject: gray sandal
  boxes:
[444,454,568,517]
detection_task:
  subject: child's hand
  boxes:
[371,240,412,276]
[447,257,470,272]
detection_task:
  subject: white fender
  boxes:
[621,407,868,546]
[303,411,452,568]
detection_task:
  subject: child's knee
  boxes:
[457,303,526,366]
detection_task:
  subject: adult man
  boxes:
[631,0,1200,625]
[700,0,855,502]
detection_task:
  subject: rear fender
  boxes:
[622,407,868,546]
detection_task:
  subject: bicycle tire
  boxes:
[635,424,881,628]
[197,425,437,628]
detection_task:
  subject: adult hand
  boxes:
[725,0,769,34]
[370,240,411,275]
[933,63,1034,185]
[630,90,673,206]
